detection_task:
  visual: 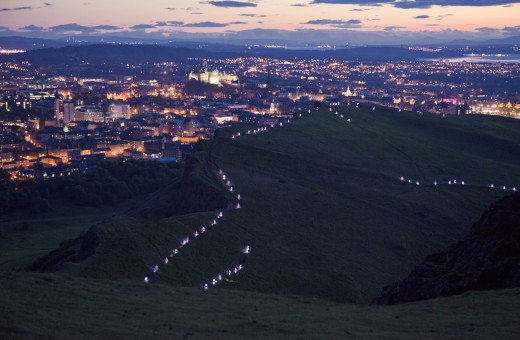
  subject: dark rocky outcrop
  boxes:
[26,225,100,272]
[374,191,520,305]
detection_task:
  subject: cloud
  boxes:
[44,2,52,6]
[476,27,499,33]
[0,6,33,11]
[304,19,363,28]
[206,1,257,7]
[0,26,8,30]
[437,14,453,20]
[310,0,520,9]
[502,25,520,35]
[20,25,44,31]
[384,26,405,31]
[92,25,122,30]
[49,23,95,32]
[414,15,430,19]
[130,24,156,29]
[184,21,233,27]
[155,21,184,27]
[291,3,309,6]
[240,13,266,17]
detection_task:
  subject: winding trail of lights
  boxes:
[143,105,516,290]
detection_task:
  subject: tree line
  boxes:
[0,159,182,214]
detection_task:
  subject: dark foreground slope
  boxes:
[374,190,520,305]
[1,272,520,339]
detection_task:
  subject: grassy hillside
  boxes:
[1,272,520,339]
[21,105,520,304]
[155,105,520,302]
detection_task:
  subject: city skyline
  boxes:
[0,1,520,44]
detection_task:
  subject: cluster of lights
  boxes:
[329,106,352,123]
[143,167,245,288]
[399,176,517,192]
[203,245,250,290]
[230,117,297,140]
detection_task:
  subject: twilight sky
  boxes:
[1,0,519,44]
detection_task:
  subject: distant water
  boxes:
[427,54,520,63]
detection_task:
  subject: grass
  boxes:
[1,271,519,339]
[2,105,520,338]
[24,105,520,303]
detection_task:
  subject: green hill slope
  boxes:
[163,106,520,302]
[26,106,520,303]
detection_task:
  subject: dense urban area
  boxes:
[1,46,519,182]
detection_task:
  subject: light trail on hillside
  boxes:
[399,176,517,192]
[143,167,246,290]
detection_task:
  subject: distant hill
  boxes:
[28,106,520,303]
[0,43,462,67]
[0,44,239,66]
[0,36,68,50]
[374,190,520,305]
[447,35,520,46]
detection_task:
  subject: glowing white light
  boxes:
[237,194,241,200]
[449,181,452,185]
[347,119,351,122]
[173,249,178,254]
[408,179,411,183]
[194,231,199,237]
[416,181,420,185]
[230,187,233,192]
[153,265,159,273]
[204,284,208,290]
[144,277,149,283]
[236,203,241,209]
[201,227,206,233]
[491,184,494,188]
[244,245,250,254]
[434,181,437,185]
[219,211,223,218]
[503,186,506,190]
[400,177,404,181]
[462,181,465,185]
[373,107,375,111]
[340,115,343,118]
[218,275,222,281]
